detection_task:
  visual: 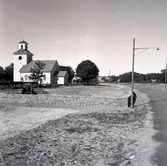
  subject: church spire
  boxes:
[19,40,28,50]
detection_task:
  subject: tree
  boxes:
[60,66,74,83]
[4,63,13,82]
[28,60,45,84]
[76,60,99,84]
[0,66,5,84]
[110,75,119,83]
[101,76,108,82]
[160,69,167,83]
[119,72,131,83]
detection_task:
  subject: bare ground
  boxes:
[0,84,158,166]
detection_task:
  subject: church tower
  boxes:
[13,40,33,82]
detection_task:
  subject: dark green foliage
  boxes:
[101,75,119,83]
[4,63,13,81]
[76,60,99,84]
[0,63,13,84]
[28,60,45,84]
[118,70,167,83]
[119,72,132,83]
[110,75,119,83]
[0,66,4,82]
[60,66,74,83]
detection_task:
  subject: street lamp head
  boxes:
[157,47,160,50]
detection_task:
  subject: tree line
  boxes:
[119,71,166,83]
[0,61,166,85]
[102,70,167,83]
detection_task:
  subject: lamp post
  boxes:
[131,38,160,108]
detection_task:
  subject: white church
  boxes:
[13,40,69,85]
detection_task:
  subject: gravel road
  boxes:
[136,84,167,166]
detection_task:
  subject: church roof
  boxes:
[57,71,69,77]
[19,40,28,44]
[53,71,59,76]
[20,60,58,73]
[13,49,33,55]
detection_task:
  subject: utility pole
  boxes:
[165,58,167,90]
[130,38,159,108]
[131,38,135,108]
[109,69,111,84]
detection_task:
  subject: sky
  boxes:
[0,0,167,76]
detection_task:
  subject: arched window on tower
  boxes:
[18,56,22,60]
[21,45,23,49]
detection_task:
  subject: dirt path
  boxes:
[0,106,78,140]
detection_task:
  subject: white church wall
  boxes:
[20,73,31,82]
[14,54,28,82]
[42,73,51,84]
[14,41,61,84]
[58,77,64,84]
[20,72,51,84]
